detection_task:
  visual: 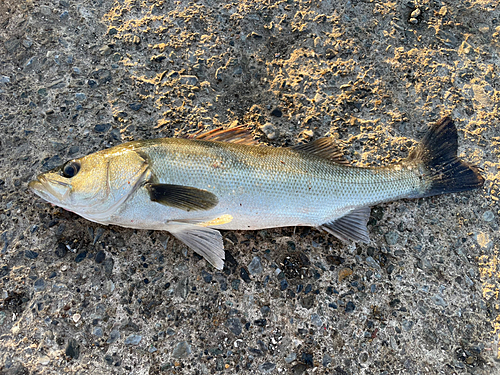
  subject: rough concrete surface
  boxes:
[0,0,499,374]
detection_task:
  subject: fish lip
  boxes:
[29,174,71,203]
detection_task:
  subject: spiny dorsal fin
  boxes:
[146,183,219,211]
[292,138,349,164]
[320,206,371,243]
[188,126,258,145]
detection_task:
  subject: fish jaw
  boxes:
[29,174,72,206]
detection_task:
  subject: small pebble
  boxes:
[201,269,212,283]
[72,313,81,323]
[280,279,288,291]
[75,93,86,101]
[322,353,332,367]
[311,313,322,327]
[301,295,315,309]
[124,334,142,345]
[301,129,314,139]
[431,294,447,307]
[410,8,421,18]
[103,257,114,276]
[258,362,276,373]
[260,123,278,140]
[338,268,353,282]
[482,210,494,222]
[365,256,381,269]
[34,278,45,292]
[179,75,198,85]
[240,267,251,283]
[285,352,296,363]
[107,329,120,343]
[248,256,263,275]
[128,103,142,111]
[93,327,103,337]
[172,341,192,358]
[74,251,87,263]
[225,317,242,336]
[95,251,105,264]
[301,352,313,367]
[402,320,414,331]
[25,250,39,259]
[94,123,111,133]
[231,279,240,290]
[345,301,355,313]
[38,355,50,365]
[385,231,399,245]
[270,108,282,117]
[65,339,80,359]
[260,305,271,316]
[174,277,189,299]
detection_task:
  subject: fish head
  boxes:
[29,146,150,223]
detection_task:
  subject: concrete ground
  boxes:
[0,0,499,374]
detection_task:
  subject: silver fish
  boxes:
[29,117,483,269]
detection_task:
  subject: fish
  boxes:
[29,117,484,270]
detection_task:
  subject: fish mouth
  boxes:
[29,175,71,204]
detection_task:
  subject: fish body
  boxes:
[29,117,484,269]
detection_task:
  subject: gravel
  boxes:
[0,0,496,374]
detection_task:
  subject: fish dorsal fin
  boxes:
[320,206,371,243]
[292,138,349,164]
[166,222,225,270]
[146,183,219,211]
[188,126,258,145]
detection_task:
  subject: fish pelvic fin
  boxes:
[407,117,484,198]
[166,222,225,270]
[320,206,371,243]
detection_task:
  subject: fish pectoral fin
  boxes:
[146,183,218,211]
[166,222,225,270]
[320,207,371,243]
[291,138,350,165]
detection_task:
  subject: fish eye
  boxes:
[62,160,81,178]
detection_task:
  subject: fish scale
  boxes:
[131,139,419,229]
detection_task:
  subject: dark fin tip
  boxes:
[409,117,484,198]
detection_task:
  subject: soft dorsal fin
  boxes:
[188,126,258,145]
[320,206,371,243]
[292,138,349,164]
[146,183,219,211]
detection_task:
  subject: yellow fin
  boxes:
[199,214,233,227]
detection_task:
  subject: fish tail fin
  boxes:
[408,117,484,198]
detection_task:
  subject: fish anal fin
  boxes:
[147,183,218,211]
[188,125,258,146]
[166,222,225,270]
[292,138,349,165]
[320,206,371,243]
